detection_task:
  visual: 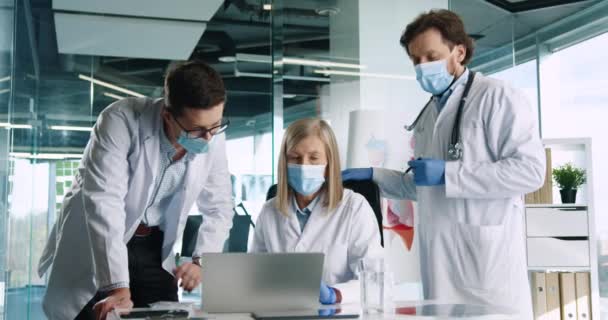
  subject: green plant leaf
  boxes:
[552,162,586,190]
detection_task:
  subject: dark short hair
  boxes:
[164,60,226,116]
[400,9,475,65]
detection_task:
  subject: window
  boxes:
[538,32,608,307]
[492,59,539,121]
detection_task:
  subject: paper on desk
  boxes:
[112,306,194,320]
[197,314,254,320]
[149,300,196,310]
[148,302,253,320]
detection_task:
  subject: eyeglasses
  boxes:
[173,116,230,139]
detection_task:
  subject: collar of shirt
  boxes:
[159,122,177,160]
[160,121,198,162]
[435,67,470,111]
[292,193,322,217]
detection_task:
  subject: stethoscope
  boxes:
[404,71,476,161]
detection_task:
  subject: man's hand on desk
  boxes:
[93,287,133,320]
[174,261,202,292]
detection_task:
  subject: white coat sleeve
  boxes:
[372,168,417,201]
[81,108,131,289]
[333,195,384,304]
[249,205,269,253]
[193,134,234,255]
[445,87,546,199]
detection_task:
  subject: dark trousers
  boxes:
[75,228,178,320]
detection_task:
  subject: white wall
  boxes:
[320,0,448,300]
[323,0,361,168]
[355,0,447,169]
[322,0,448,168]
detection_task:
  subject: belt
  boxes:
[134,224,160,237]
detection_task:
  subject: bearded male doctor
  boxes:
[343,10,545,319]
[38,61,234,320]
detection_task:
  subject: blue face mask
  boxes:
[415,59,455,95]
[177,133,214,154]
[287,163,326,196]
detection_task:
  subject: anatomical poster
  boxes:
[346,110,421,286]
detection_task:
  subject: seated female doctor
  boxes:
[251,118,383,305]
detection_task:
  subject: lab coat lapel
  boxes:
[281,199,303,250]
[161,187,186,273]
[434,87,461,129]
[299,201,324,240]
[294,194,326,250]
[432,85,465,160]
[161,154,205,272]
[285,211,302,238]
[124,99,163,239]
[140,99,163,205]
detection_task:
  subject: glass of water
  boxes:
[359,258,393,314]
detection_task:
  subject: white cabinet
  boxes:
[526,207,588,237]
[527,238,589,267]
[524,138,599,320]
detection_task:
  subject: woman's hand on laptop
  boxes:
[319,282,339,305]
[174,262,202,292]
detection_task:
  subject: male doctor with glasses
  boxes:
[38,60,234,320]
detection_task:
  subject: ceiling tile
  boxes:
[55,12,206,60]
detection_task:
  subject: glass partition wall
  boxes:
[0,0,14,318]
[0,0,274,318]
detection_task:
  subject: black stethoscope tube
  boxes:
[404,71,477,160]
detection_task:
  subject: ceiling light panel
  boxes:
[52,0,223,22]
[55,12,206,60]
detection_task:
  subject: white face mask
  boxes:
[414,59,455,95]
[287,163,326,196]
[177,132,214,154]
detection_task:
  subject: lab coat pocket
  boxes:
[452,222,510,294]
[324,243,349,284]
[461,120,489,162]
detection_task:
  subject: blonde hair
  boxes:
[276,118,343,216]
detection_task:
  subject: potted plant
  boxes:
[552,163,587,204]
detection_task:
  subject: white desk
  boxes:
[112,300,519,319]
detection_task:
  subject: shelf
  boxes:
[543,139,589,151]
[526,204,587,209]
[528,266,591,272]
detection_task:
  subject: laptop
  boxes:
[201,253,324,313]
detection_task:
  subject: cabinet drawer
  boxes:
[527,238,589,267]
[526,207,588,237]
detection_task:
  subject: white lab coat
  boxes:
[37,97,234,320]
[373,72,545,319]
[251,189,383,303]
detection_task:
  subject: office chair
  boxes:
[265,180,384,246]
[181,203,255,257]
[181,215,203,257]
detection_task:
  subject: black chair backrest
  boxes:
[181,211,253,257]
[265,180,383,246]
[181,215,202,257]
[343,180,383,247]
[266,184,278,201]
[227,215,252,252]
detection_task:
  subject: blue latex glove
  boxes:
[341,168,373,181]
[318,308,337,316]
[319,282,337,305]
[408,158,446,186]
